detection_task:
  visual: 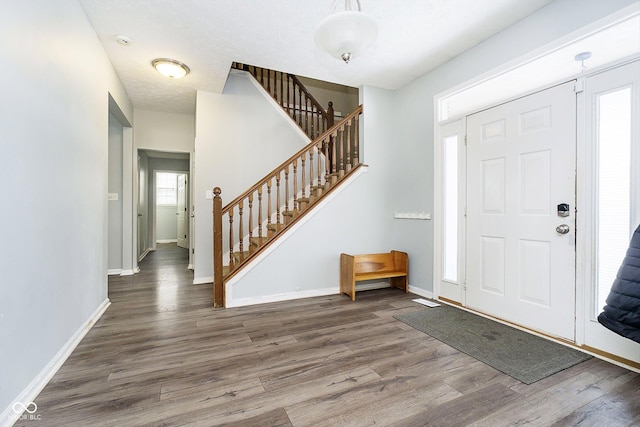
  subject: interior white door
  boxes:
[466,82,577,340]
[137,155,147,259]
[581,60,640,363]
[176,174,188,249]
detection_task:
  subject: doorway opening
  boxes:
[154,171,189,248]
[137,149,192,271]
[107,95,133,276]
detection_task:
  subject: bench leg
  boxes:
[390,277,408,293]
[341,281,356,301]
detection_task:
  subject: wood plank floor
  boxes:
[17,244,640,426]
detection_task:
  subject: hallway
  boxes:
[15,245,640,426]
[111,243,200,312]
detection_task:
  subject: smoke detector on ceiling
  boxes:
[115,35,132,46]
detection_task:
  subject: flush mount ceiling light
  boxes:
[314,0,377,63]
[152,58,190,79]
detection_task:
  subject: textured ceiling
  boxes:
[80,0,555,114]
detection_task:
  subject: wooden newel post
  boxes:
[213,187,224,308]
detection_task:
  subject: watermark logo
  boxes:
[12,402,41,421]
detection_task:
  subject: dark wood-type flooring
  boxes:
[18,244,640,426]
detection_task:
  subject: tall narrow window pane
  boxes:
[597,88,631,314]
[443,135,458,282]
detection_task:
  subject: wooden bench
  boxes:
[340,251,409,301]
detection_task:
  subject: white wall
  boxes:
[392,0,639,296]
[134,109,195,152]
[297,76,360,119]
[156,206,178,242]
[193,72,311,282]
[227,86,399,304]
[0,0,132,419]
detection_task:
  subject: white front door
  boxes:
[176,174,188,249]
[466,82,577,340]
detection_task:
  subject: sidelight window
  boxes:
[595,87,632,314]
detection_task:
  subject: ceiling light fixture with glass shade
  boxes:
[152,58,190,79]
[314,0,377,63]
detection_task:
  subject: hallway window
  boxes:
[156,172,178,206]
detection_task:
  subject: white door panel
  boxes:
[467,81,576,340]
[177,174,188,249]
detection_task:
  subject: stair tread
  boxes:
[267,223,284,231]
[232,250,251,260]
[250,236,270,246]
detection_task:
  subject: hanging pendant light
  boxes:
[314,0,377,63]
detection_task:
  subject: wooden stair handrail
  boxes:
[221,105,363,216]
[288,73,332,121]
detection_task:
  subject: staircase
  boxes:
[213,64,364,307]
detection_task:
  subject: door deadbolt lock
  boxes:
[557,203,570,217]
[556,224,570,234]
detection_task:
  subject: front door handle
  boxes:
[556,224,570,234]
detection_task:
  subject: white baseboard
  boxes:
[226,282,425,308]
[225,282,428,309]
[355,282,392,292]
[408,285,434,300]
[156,239,177,244]
[108,269,135,276]
[227,286,338,308]
[1,299,110,427]
[193,276,213,285]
